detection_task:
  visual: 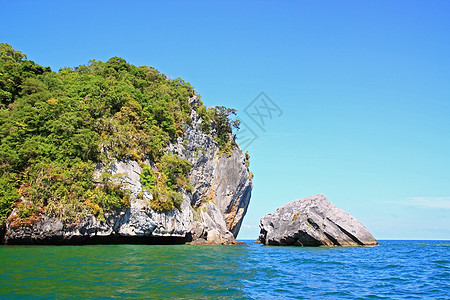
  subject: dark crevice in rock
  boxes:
[185,232,193,242]
[279,231,322,246]
[292,231,322,246]
[324,232,341,246]
[267,240,281,246]
[307,218,320,230]
[332,221,364,246]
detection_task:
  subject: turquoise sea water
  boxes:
[0,240,448,299]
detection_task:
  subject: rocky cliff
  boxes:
[4,96,253,245]
[257,194,378,247]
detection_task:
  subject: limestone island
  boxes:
[0,44,252,245]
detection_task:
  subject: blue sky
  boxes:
[2,1,449,240]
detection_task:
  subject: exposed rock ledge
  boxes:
[257,194,378,247]
[3,96,253,245]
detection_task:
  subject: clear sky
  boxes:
[2,1,449,240]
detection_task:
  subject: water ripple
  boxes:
[0,241,449,299]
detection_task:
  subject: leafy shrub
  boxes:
[185,184,194,192]
[199,106,240,156]
[142,154,191,212]
[0,174,20,225]
[140,164,156,189]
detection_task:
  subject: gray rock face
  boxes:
[257,194,378,247]
[4,96,253,245]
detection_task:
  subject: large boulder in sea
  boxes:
[257,194,378,246]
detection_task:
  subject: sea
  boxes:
[0,240,448,299]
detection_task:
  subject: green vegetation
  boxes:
[0,174,19,225]
[197,105,240,156]
[213,106,240,156]
[149,153,191,211]
[140,164,156,190]
[140,153,191,212]
[0,43,239,225]
[245,151,250,168]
